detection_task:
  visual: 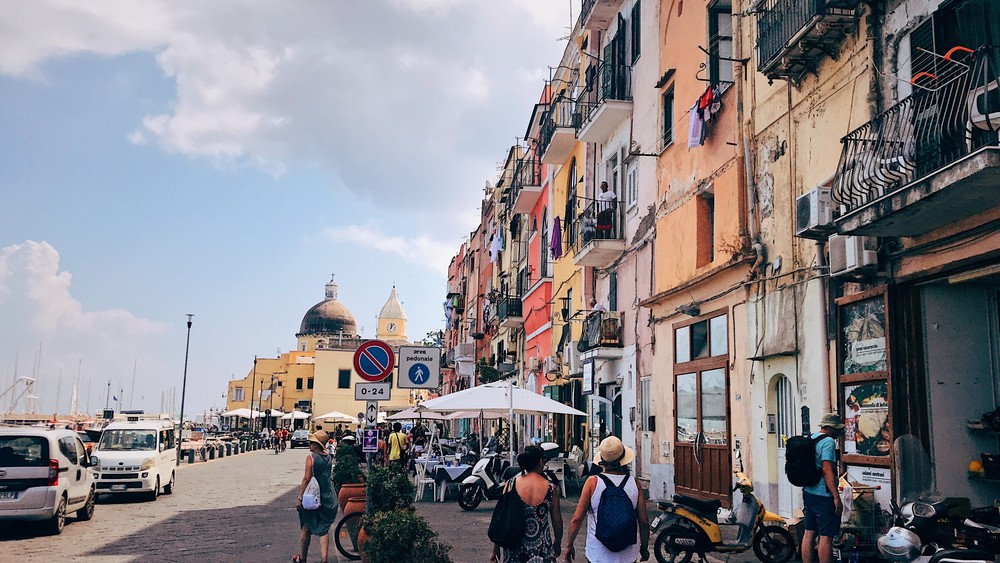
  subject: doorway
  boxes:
[772,374,795,518]
[675,368,731,505]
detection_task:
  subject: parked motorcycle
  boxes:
[458,451,515,510]
[652,472,795,563]
[879,499,994,563]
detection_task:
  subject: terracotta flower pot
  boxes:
[339,483,366,511]
[343,495,366,517]
[358,525,370,563]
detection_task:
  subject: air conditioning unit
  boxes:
[544,356,561,374]
[829,235,878,277]
[564,343,582,374]
[795,187,835,240]
[528,357,541,371]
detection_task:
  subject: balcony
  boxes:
[756,0,862,83]
[511,152,543,213]
[577,63,633,143]
[455,342,476,361]
[445,347,456,367]
[578,311,624,360]
[580,0,623,31]
[540,94,579,164]
[497,295,524,328]
[573,198,625,268]
[834,47,1000,236]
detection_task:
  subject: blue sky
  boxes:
[0,1,575,417]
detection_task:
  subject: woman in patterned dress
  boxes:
[492,445,564,563]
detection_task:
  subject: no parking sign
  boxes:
[353,340,395,382]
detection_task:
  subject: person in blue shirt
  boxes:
[802,413,845,563]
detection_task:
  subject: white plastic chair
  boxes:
[546,459,567,498]
[414,461,437,502]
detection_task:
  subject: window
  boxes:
[626,163,638,208]
[609,270,618,311]
[708,1,733,84]
[59,437,78,464]
[307,378,314,390]
[630,1,641,64]
[640,377,652,431]
[296,378,303,390]
[697,191,715,267]
[232,387,245,402]
[338,369,351,389]
[662,88,674,148]
[300,341,307,352]
[675,313,728,361]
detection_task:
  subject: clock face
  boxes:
[386,322,397,333]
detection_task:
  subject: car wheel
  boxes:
[45,496,67,535]
[148,477,160,501]
[76,488,96,521]
[163,472,175,495]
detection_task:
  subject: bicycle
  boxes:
[334,511,364,560]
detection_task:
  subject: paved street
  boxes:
[0,449,594,562]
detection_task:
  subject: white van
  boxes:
[91,417,177,500]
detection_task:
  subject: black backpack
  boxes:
[488,478,526,549]
[784,435,825,487]
[594,474,638,552]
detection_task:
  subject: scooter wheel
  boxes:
[458,484,481,511]
[753,525,796,563]
[654,524,697,563]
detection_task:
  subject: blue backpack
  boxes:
[594,474,638,552]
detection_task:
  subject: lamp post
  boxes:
[176,314,194,466]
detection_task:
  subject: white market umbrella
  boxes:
[419,381,586,416]
[221,408,261,419]
[280,410,311,421]
[313,410,356,423]
[387,407,451,421]
[445,410,503,420]
[267,409,286,417]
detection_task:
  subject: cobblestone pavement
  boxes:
[1,448,681,562]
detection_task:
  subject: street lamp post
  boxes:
[176,314,194,466]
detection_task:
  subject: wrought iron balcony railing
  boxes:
[834,47,1000,214]
[756,0,861,82]
[577,63,632,128]
[578,311,624,352]
[539,94,580,155]
[571,197,623,254]
[497,295,523,322]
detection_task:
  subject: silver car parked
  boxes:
[0,427,97,534]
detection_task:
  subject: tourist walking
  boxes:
[491,445,563,563]
[294,430,338,563]
[564,436,649,562]
[385,422,409,470]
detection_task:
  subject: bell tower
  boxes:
[376,286,407,340]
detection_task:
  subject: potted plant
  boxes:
[362,510,452,563]
[333,443,365,509]
[364,466,415,515]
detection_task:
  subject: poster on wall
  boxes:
[844,464,892,509]
[840,297,887,375]
[843,381,890,457]
[582,359,594,395]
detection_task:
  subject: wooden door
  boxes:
[675,368,731,506]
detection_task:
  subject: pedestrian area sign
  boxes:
[397,346,441,389]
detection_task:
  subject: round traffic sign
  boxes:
[354,340,395,382]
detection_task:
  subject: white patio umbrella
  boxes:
[221,408,261,418]
[418,380,586,416]
[419,380,585,463]
[444,410,503,420]
[280,410,311,421]
[266,409,286,417]
[313,410,356,423]
[386,406,451,421]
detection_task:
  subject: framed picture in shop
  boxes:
[837,288,892,467]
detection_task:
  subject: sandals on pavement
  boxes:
[292,556,305,563]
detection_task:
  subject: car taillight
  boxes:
[48,459,59,486]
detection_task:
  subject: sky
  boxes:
[0,0,577,418]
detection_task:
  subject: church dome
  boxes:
[298,275,358,337]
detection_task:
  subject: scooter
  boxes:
[652,472,795,563]
[879,499,994,563]
[458,451,516,510]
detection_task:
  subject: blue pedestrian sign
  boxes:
[397,346,441,389]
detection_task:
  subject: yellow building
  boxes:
[226,276,418,430]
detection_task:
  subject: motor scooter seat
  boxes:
[928,549,993,563]
[674,494,720,523]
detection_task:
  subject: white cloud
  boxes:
[0,1,570,211]
[320,225,454,276]
[0,241,170,413]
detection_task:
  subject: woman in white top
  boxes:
[564,436,650,562]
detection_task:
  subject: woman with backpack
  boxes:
[564,436,650,562]
[490,445,564,563]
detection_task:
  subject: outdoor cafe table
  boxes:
[415,458,471,502]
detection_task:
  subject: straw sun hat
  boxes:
[594,436,635,467]
[308,430,330,448]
